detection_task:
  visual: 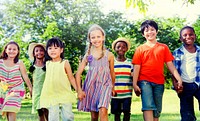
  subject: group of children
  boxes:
[0,20,199,121]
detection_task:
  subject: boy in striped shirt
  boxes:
[111,37,133,121]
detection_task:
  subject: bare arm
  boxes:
[108,52,115,87]
[65,60,77,91]
[166,61,183,90]
[75,55,87,101]
[19,61,33,95]
[133,64,141,96]
[108,52,115,96]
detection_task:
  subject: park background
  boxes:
[0,0,200,120]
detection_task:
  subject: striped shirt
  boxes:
[112,58,133,99]
[173,44,200,85]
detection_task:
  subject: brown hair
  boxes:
[0,41,20,63]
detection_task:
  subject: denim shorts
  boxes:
[138,80,164,118]
[111,97,132,114]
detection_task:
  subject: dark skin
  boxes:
[173,28,196,94]
[180,28,196,53]
[114,41,128,62]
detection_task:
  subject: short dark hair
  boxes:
[141,20,158,35]
[179,26,195,40]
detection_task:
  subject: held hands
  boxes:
[133,85,141,97]
[173,80,183,94]
[176,82,183,94]
[77,90,86,101]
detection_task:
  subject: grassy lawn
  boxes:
[0,89,199,121]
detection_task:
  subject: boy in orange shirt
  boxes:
[132,20,183,121]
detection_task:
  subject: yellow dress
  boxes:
[40,60,76,108]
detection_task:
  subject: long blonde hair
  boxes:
[86,24,105,60]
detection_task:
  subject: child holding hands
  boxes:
[40,37,77,121]
[132,20,183,121]
[0,41,32,120]
[111,37,133,121]
[76,24,115,121]
[28,43,48,121]
[173,26,200,121]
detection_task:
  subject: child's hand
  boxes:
[173,80,183,94]
[133,85,141,97]
[112,90,117,97]
[173,81,183,94]
[78,90,86,101]
[177,82,183,94]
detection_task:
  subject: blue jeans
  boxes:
[138,80,164,118]
[179,82,200,121]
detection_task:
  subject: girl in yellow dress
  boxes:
[40,37,77,121]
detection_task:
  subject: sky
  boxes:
[100,0,200,24]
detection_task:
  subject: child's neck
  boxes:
[184,44,196,53]
[116,55,126,62]
[91,46,104,59]
[146,39,157,47]
[3,58,15,67]
[35,59,44,67]
[51,58,62,62]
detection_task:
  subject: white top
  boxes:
[180,47,197,83]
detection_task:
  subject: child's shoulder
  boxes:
[126,58,132,62]
[107,51,114,58]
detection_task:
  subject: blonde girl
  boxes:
[76,24,115,121]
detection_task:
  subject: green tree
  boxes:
[126,0,198,13]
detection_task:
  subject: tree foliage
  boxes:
[1,0,200,89]
[126,0,198,13]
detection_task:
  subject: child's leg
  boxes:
[7,112,16,121]
[138,81,157,121]
[122,98,132,121]
[38,109,45,121]
[91,111,99,121]
[111,98,121,121]
[152,84,164,121]
[43,108,49,121]
[60,103,74,121]
[114,113,121,121]
[143,110,154,121]
[37,108,49,121]
[180,82,197,121]
[48,105,59,121]
[195,86,200,111]
[99,107,108,121]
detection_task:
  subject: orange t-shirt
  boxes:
[132,42,174,84]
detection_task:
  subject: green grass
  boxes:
[0,89,199,121]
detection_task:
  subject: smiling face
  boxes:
[47,45,63,60]
[180,28,196,45]
[5,44,19,59]
[142,26,157,42]
[89,29,104,48]
[114,41,128,56]
[33,46,45,60]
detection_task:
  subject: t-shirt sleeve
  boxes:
[132,47,141,65]
[164,44,174,62]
